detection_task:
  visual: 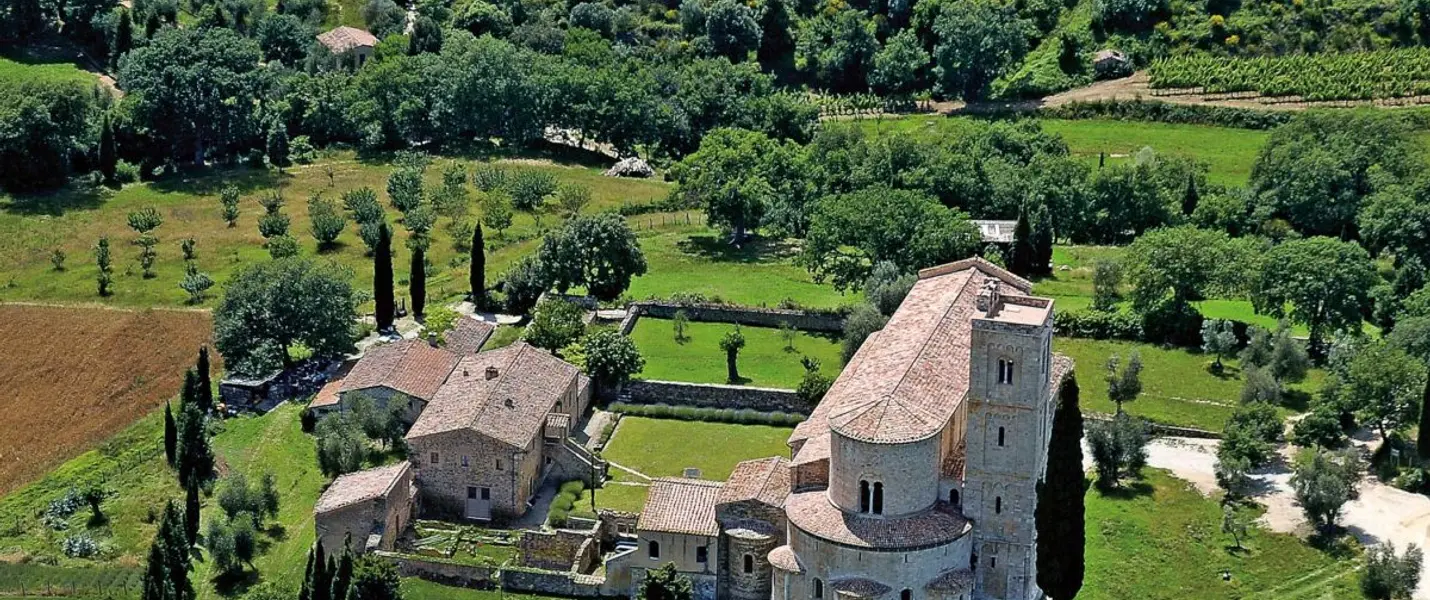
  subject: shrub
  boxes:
[1087,412,1147,487]
[1291,404,1347,449]
[509,170,557,212]
[608,402,805,426]
[1361,543,1423,600]
[114,160,141,184]
[473,164,508,192]
[1054,309,1142,340]
[61,534,100,558]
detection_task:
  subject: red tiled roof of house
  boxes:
[310,379,343,408]
[718,457,789,508]
[794,258,1041,453]
[784,490,970,549]
[341,338,459,402]
[317,26,377,53]
[637,477,723,537]
[315,462,409,513]
[446,317,496,355]
[405,342,579,447]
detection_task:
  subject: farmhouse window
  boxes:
[430,452,439,465]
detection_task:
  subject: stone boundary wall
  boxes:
[503,568,607,597]
[1085,414,1221,439]
[374,552,497,589]
[620,302,845,335]
[520,527,593,571]
[620,380,809,415]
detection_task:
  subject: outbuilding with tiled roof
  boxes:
[314,462,414,554]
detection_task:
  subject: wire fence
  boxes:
[0,564,142,599]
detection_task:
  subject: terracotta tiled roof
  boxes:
[794,259,1044,452]
[310,379,343,408]
[446,317,496,355]
[718,457,789,508]
[768,545,803,573]
[637,477,723,537]
[940,439,966,479]
[405,342,579,447]
[925,568,974,593]
[341,339,459,402]
[784,491,970,549]
[832,578,890,599]
[317,26,377,53]
[315,462,409,513]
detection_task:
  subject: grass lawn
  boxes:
[850,116,1268,187]
[1084,469,1361,600]
[1056,338,1323,432]
[400,578,553,600]
[628,318,842,388]
[0,54,99,86]
[0,150,670,309]
[593,416,793,512]
[0,403,326,598]
[627,224,858,309]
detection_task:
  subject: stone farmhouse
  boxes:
[314,462,415,554]
[405,341,594,521]
[311,317,592,530]
[616,258,1073,600]
[316,26,377,70]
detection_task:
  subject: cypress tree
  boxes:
[141,534,171,600]
[374,223,394,332]
[183,479,200,546]
[1097,151,1105,168]
[330,537,354,600]
[164,401,177,467]
[180,368,198,411]
[410,245,426,318]
[176,402,213,489]
[1011,210,1034,276]
[196,347,213,412]
[144,12,161,38]
[1419,372,1430,459]
[1181,172,1200,216]
[112,9,134,69]
[1036,376,1086,600]
[99,114,118,184]
[1032,204,1055,277]
[470,223,485,310]
[299,547,315,600]
[312,541,331,600]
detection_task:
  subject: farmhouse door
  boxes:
[466,486,491,520]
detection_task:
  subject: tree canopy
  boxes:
[213,258,357,375]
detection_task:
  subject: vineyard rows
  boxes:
[1149,49,1430,102]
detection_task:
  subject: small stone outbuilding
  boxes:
[631,477,723,600]
[310,337,460,424]
[314,462,416,554]
[317,26,377,70]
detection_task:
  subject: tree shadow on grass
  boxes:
[1280,388,1312,412]
[0,185,108,216]
[353,138,616,171]
[1093,479,1154,500]
[676,235,800,265]
[212,567,260,598]
[1308,529,1360,560]
[149,165,284,198]
[1204,363,1242,381]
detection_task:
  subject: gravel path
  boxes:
[1100,435,1430,598]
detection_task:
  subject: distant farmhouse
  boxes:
[311,259,1069,600]
[317,26,377,70]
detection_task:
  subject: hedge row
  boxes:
[1055,307,1259,349]
[546,480,589,528]
[1037,99,1293,130]
[608,402,807,427]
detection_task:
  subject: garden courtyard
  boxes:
[627,319,843,388]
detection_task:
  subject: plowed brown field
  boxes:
[0,304,215,494]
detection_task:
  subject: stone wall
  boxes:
[503,567,607,597]
[620,381,809,414]
[520,527,592,571]
[375,552,498,589]
[623,302,845,334]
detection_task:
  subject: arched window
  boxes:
[995,496,1002,515]
[743,554,754,573]
[859,480,870,513]
[648,540,660,559]
[814,579,824,599]
[949,489,960,508]
[900,590,911,600]
[872,482,884,515]
[998,427,1005,447]
[998,359,1015,385]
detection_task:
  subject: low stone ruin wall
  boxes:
[620,380,808,414]
[620,302,845,335]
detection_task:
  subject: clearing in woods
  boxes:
[0,303,215,495]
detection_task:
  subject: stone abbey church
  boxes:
[625,258,1074,600]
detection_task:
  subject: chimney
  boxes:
[503,397,515,408]
[485,366,499,380]
[976,279,1002,318]
[683,467,702,479]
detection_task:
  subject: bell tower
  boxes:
[962,279,1054,600]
